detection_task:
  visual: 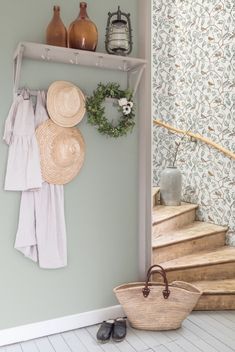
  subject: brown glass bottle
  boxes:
[68,2,98,51]
[46,6,67,47]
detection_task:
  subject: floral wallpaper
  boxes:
[152,0,235,244]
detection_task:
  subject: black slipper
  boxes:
[112,318,127,342]
[96,320,114,343]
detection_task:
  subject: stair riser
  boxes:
[153,232,226,263]
[194,294,235,310]
[153,209,196,235]
[156,262,235,282]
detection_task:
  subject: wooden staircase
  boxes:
[152,187,235,310]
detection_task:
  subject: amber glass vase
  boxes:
[46,6,67,47]
[68,2,98,51]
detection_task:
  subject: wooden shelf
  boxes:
[14,42,147,72]
[13,42,147,97]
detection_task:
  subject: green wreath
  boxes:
[86,83,135,138]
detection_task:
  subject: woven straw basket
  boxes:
[114,265,202,331]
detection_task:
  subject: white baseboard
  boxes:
[0,305,124,347]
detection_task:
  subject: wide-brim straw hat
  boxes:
[47,81,86,127]
[36,120,85,185]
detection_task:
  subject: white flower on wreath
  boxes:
[123,105,131,115]
[127,101,133,108]
[118,98,128,107]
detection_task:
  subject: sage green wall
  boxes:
[0,0,139,330]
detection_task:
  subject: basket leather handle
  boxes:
[142,265,170,299]
[146,264,166,277]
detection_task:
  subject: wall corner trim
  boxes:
[0,305,124,347]
[137,0,152,279]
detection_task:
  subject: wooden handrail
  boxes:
[153,119,235,161]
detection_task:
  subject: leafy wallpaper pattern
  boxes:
[152,0,235,244]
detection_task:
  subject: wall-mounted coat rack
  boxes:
[13,42,147,97]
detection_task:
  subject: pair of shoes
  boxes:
[96,318,127,343]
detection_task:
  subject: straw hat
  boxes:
[36,120,85,185]
[47,81,86,127]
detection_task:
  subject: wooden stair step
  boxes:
[156,247,235,282]
[152,221,227,263]
[153,202,198,233]
[192,279,235,294]
[161,247,235,270]
[153,221,227,247]
[192,279,235,310]
[153,202,198,225]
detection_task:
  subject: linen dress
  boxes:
[3,90,42,191]
[14,91,67,269]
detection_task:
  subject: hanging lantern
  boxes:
[105,6,133,56]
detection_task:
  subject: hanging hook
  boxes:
[70,52,79,65]
[123,60,128,71]
[118,60,128,71]
[41,48,51,61]
[74,52,79,65]
[96,56,104,68]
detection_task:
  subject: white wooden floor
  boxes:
[2,311,235,352]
